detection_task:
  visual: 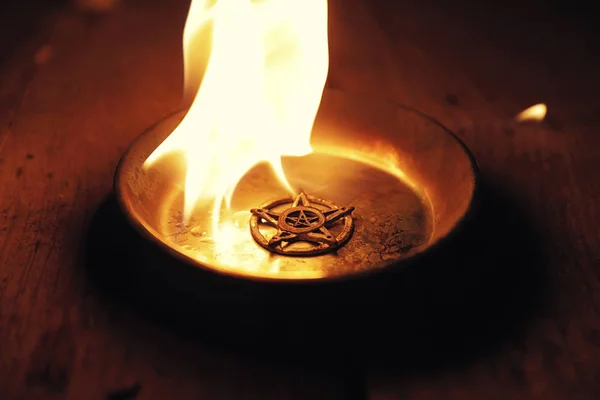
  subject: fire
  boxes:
[144,0,329,234]
[515,103,547,122]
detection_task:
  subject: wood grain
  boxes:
[1,0,600,398]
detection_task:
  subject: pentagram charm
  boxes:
[249,190,355,256]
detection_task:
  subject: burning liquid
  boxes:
[143,0,329,240]
[157,150,431,279]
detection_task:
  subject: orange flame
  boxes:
[515,103,547,122]
[144,0,329,234]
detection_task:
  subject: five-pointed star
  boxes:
[250,190,355,248]
[285,209,321,228]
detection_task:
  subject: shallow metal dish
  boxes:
[114,89,480,283]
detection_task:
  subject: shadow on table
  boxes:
[83,177,549,384]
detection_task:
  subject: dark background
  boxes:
[1,0,600,399]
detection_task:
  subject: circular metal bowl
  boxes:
[115,89,480,285]
[106,89,482,359]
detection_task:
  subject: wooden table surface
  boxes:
[1,0,600,398]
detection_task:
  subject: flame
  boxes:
[144,0,329,234]
[515,103,547,122]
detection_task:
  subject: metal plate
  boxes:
[114,89,480,282]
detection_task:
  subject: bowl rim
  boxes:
[114,88,482,285]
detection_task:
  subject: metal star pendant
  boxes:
[249,190,355,256]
